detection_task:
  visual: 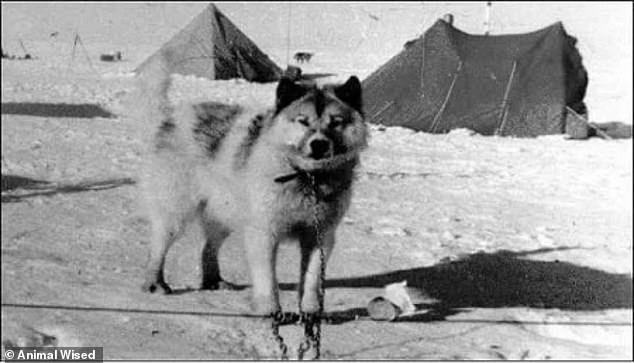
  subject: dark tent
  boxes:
[136,3,282,83]
[362,19,588,137]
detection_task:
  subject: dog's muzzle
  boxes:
[274,146,359,184]
[308,138,333,160]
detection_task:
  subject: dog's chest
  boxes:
[271,179,348,231]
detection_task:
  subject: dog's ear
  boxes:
[334,76,362,115]
[276,77,307,112]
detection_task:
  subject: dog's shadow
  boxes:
[281,247,633,324]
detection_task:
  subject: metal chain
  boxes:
[296,173,326,360]
[269,172,326,360]
[270,311,290,360]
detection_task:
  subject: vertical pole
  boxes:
[286,3,292,66]
[420,35,426,92]
[76,34,97,74]
[429,60,463,133]
[68,33,79,71]
[484,1,492,35]
[496,60,517,136]
[18,39,28,55]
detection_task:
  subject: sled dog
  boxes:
[136,58,367,315]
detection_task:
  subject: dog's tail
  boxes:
[130,50,174,127]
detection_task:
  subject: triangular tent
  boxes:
[136,3,282,82]
[362,19,588,137]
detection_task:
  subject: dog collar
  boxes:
[274,171,301,183]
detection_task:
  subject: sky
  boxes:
[2,2,632,121]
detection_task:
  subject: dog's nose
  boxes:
[309,139,331,159]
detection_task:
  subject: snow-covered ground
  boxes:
[1,2,632,360]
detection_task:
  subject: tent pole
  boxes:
[495,60,517,136]
[76,34,98,74]
[429,60,462,133]
[18,39,29,55]
[68,33,79,71]
[566,106,613,140]
[371,100,395,122]
[285,3,292,66]
[419,35,426,93]
[484,1,492,35]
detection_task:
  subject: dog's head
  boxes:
[269,76,368,171]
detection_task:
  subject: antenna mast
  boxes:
[484,1,492,35]
[285,3,292,66]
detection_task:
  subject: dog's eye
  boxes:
[294,115,310,126]
[330,115,345,127]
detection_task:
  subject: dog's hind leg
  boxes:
[142,211,187,294]
[199,214,235,290]
[298,227,335,313]
[140,163,197,294]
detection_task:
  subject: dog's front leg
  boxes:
[299,228,335,314]
[244,225,280,316]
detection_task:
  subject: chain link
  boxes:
[305,173,326,360]
[270,311,290,360]
[269,172,326,360]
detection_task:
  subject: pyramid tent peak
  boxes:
[136,3,281,83]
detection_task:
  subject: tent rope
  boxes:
[566,106,613,140]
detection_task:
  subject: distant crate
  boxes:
[100,51,122,62]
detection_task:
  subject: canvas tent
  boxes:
[362,19,588,137]
[136,3,281,82]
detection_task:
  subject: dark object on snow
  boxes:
[1,48,34,61]
[293,52,313,64]
[1,175,48,192]
[136,4,281,82]
[589,122,632,139]
[283,65,302,81]
[1,102,115,119]
[363,20,588,137]
[2,176,135,203]
[565,106,631,140]
[100,51,122,62]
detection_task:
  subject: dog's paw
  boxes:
[141,280,172,294]
[300,299,321,315]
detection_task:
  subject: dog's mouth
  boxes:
[308,150,334,161]
[274,146,359,184]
